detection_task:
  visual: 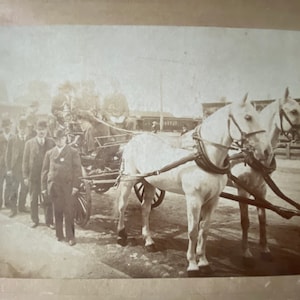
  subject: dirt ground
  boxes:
[1,160,300,279]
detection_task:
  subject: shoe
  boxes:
[19,207,30,213]
[47,224,55,230]
[31,222,38,228]
[57,236,65,242]
[68,239,76,246]
[9,211,17,218]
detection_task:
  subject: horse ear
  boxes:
[242,93,248,104]
[280,87,289,105]
[285,87,289,99]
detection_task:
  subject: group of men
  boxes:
[0,109,82,246]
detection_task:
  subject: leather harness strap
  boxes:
[279,108,300,141]
[192,129,231,174]
[242,152,300,210]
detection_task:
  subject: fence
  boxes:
[275,139,300,159]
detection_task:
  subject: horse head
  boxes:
[228,93,272,162]
[277,87,300,141]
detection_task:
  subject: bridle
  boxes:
[279,107,300,141]
[227,114,266,150]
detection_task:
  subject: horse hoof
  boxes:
[242,257,255,268]
[117,237,127,247]
[187,270,200,277]
[145,244,157,252]
[198,265,214,276]
[261,252,273,262]
[118,228,128,240]
[117,229,128,247]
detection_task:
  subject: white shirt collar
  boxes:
[19,134,26,141]
[36,137,45,145]
[3,132,11,141]
[56,144,66,154]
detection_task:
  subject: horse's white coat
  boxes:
[117,95,271,273]
[230,89,300,262]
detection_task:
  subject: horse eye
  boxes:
[244,114,252,121]
[291,109,298,115]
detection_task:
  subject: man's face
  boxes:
[36,127,47,139]
[3,125,11,134]
[18,126,26,136]
[55,136,67,148]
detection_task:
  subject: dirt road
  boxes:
[0,158,299,278]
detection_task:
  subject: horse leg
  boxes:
[196,196,218,274]
[141,182,156,252]
[185,193,202,276]
[238,189,255,267]
[256,186,273,261]
[117,180,134,246]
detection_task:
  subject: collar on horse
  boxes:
[279,108,300,141]
[192,127,231,174]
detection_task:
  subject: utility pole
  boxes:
[159,72,164,131]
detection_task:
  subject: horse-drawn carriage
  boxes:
[61,89,300,276]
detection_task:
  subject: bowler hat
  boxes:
[18,118,27,129]
[36,120,48,129]
[53,129,66,139]
[1,118,11,127]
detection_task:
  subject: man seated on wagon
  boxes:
[101,93,135,132]
[51,93,124,154]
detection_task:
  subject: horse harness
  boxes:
[191,113,266,175]
[279,108,300,141]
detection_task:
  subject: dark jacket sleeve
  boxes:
[72,149,82,189]
[22,140,30,179]
[41,150,50,191]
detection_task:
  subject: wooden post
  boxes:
[286,142,291,159]
[159,72,164,131]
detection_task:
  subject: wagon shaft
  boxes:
[220,192,300,219]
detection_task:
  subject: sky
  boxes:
[0,25,300,117]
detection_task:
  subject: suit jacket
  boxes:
[5,135,27,176]
[0,132,10,170]
[41,145,82,192]
[23,137,55,182]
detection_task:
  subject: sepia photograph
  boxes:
[0,1,300,299]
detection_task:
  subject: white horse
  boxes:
[116,94,272,276]
[230,88,300,266]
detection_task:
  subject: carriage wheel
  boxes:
[75,180,92,227]
[134,182,165,209]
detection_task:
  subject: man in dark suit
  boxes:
[41,129,82,246]
[0,117,12,209]
[6,118,29,217]
[23,120,55,228]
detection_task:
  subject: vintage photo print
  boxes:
[0,25,299,282]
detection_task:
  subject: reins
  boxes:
[240,151,300,211]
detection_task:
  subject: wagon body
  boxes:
[74,130,165,227]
